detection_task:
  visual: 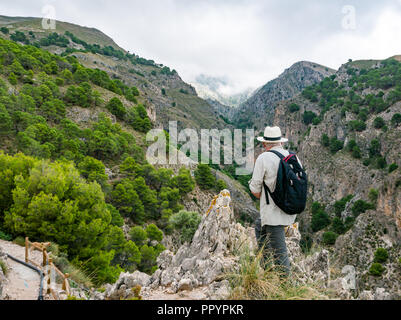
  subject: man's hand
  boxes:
[252,192,261,199]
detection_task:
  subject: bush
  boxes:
[321,134,330,147]
[369,263,385,276]
[303,111,317,125]
[217,179,228,191]
[369,139,381,158]
[288,103,300,113]
[0,27,9,35]
[169,210,201,244]
[129,226,148,247]
[351,200,374,217]
[334,195,354,217]
[375,157,387,169]
[373,248,389,263]
[368,189,378,206]
[348,120,366,132]
[194,164,216,190]
[8,72,17,85]
[106,97,126,120]
[322,231,338,245]
[373,117,385,129]
[0,229,12,241]
[145,224,163,242]
[329,137,344,154]
[391,113,401,126]
[389,163,399,173]
[311,202,331,232]
[331,217,346,234]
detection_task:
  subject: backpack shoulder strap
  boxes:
[268,149,286,160]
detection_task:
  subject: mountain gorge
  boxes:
[272,57,401,297]
[0,14,400,300]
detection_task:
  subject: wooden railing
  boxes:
[25,237,71,300]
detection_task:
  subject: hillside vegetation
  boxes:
[0,35,223,286]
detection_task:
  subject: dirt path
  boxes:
[0,239,42,300]
[142,287,208,300]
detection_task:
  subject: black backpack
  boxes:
[262,150,307,215]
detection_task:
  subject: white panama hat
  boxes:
[257,126,289,143]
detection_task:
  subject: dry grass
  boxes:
[0,258,8,276]
[225,247,330,300]
[48,243,94,289]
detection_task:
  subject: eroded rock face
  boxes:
[94,190,255,300]
[149,190,256,293]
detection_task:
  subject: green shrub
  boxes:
[129,226,148,247]
[373,117,385,129]
[389,163,398,173]
[329,137,344,154]
[373,248,389,263]
[375,157,387,169]
[391,113,401,126]
[0,229,12,241]
[217,179,228,191]
[348,120,366,132]
[351,200,374,217]
[369,263,385,276]
[322,231,338,245]
[169,210,201,244]
[369,139,381,158]
[331,217,346,234]
[334,195,354,217]
[8,72,17,85]
[368,189,379,206]
[303,111,317,125]
[145,224,163,242]
[311,202,331,232]
[106,97,126,120]
[288,103,300,113]
[194,164,216,190]
[0,27,9,35]
[321,134,330,147]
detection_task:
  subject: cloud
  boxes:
[1,0,400,93]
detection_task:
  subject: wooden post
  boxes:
[42,248,47,267]
[62,273,70,291]
[25,237,29,263]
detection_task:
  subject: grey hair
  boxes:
[263,142,282,148]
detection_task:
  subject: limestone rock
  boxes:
[147,190,255,293]
[102,271,150,300]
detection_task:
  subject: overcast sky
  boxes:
[1,0,401,94]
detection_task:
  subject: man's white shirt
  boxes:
[249,146,298,227]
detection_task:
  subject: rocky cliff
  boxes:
[271,57,401,299]
[234,61,335,131]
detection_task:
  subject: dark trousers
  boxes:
[255,218,290,276]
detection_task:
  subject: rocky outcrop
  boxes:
[149,190,255,293]
[95,190,353,300]
[233,61,335,132]
[95,190,255,300]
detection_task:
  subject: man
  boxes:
[248,126,298,276]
